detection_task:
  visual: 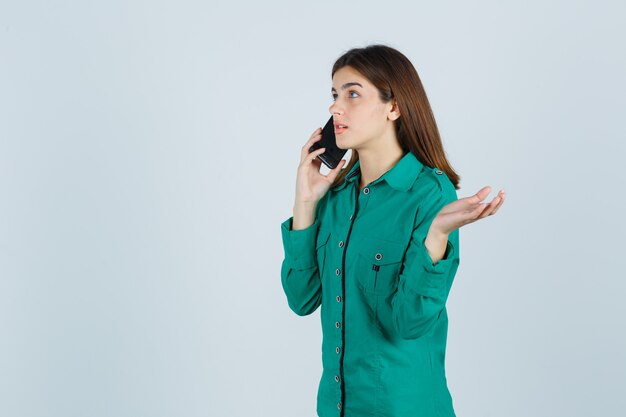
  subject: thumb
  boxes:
[328,159,347,180]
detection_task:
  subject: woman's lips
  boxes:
[334,126,348,134]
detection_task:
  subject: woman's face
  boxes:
[328,65,397,151]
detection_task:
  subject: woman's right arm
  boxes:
[279,127,346,316]
[280,196,328,316]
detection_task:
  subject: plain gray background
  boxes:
[1,1,625,416]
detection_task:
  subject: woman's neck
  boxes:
[357,145,405,190]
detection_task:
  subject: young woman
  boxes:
[280,44,505,417]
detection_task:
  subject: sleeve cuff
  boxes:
[280,216,320,270]
[421,235,455,273]
[404,236,456,298]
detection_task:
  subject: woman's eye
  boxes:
[331,91,359,101]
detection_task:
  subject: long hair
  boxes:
[329,44,461,190]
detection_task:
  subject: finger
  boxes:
[300,146,324,168]
[310,147,326,162]
[490,192,506,215]
[311,155,322,170]
[465,186,492,205]
[473,202,489,218]
[487,191,505,215]
[460,203,488,226]
[301,128,323,159]
[477,195,502,219]
[472,186,492,203]
[310,128,323,142]
[302,137,321,158]
[309,127,322,139]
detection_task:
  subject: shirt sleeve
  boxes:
[390,182,461,340]
[280,193,329,316]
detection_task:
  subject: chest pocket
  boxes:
[316,229,331,277]
[356,236,405,296]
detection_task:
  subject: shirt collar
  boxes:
[333,151,424,192]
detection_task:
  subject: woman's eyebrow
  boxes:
[331,82,363,92]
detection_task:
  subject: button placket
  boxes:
[336,239,344,304]
[337,215,354,415]
[336,232,343,396]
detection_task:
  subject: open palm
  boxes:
[431,186,506,236]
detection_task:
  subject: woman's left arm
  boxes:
[391,184,505,340]
[425,185,506,264]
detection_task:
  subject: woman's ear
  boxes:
[388,100,401,121]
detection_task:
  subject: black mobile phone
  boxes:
[309,116,348,170]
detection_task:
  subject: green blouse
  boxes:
[280,151,461,417]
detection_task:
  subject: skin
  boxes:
[293,65,505,264]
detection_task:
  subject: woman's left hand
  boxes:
[430,186,506,237]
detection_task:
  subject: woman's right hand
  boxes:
[295,127,347,205]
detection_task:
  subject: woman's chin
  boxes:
[335,134,352,150]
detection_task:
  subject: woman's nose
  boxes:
[329,100,343,115]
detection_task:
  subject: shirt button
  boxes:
[335,375,340,382]
[375,253,382,260]
[335,268,341,276]
[336,295,341,302]
[336,346,341,354]
[435,169,443,175]
[349,214,353,220]
[339,241,344,248]
[335,321,341,328]
[363,187,369,194]
[337,402,342,410]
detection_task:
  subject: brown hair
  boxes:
[329,44,461,190]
